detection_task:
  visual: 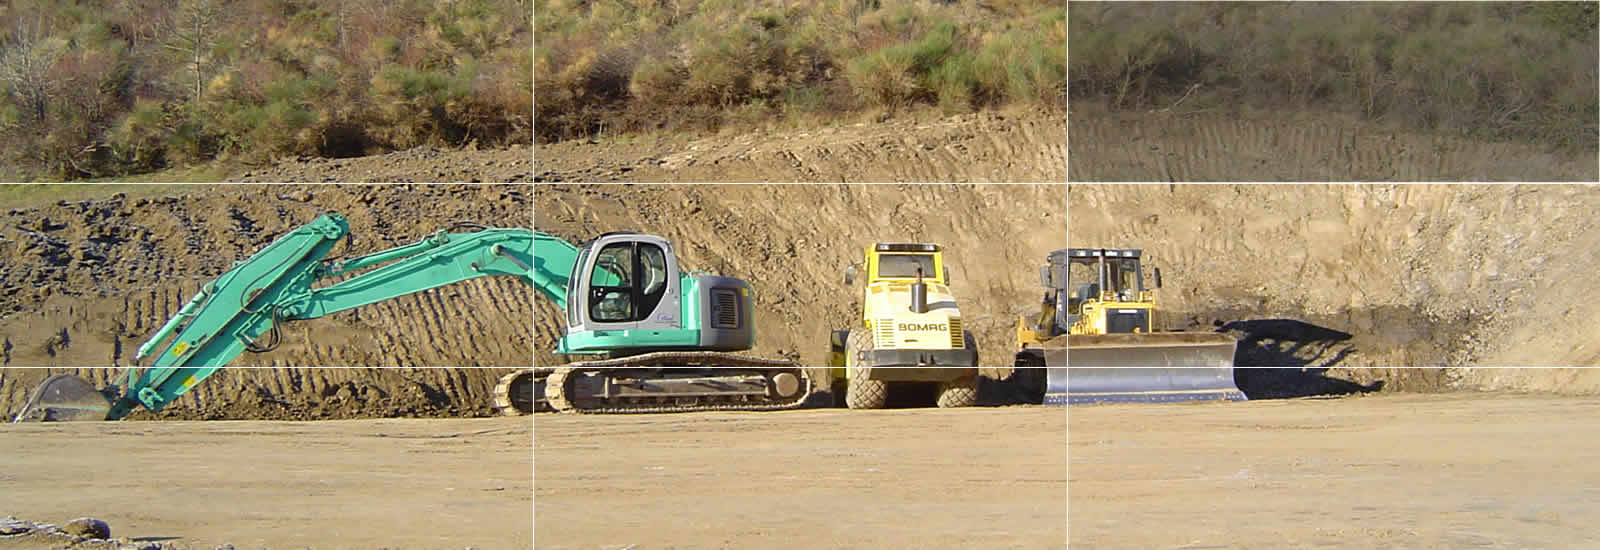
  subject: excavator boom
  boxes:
[14,213,533,422]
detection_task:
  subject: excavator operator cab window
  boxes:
[588,241,669,323]
[590,243,635,322]
[638,244,667,317]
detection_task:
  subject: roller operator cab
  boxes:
[829,242,979,409]
[557,232,757,356]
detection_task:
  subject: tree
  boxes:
[163,0,224,102]
[0,17,66,125]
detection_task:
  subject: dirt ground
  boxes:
[228,146,534,183]
[1068,184,1600,370]
[535,406,1066,549]
[0,184,531,367]
[1070,392,1600,549]
[0,416,531,550]
[1068,105,1598,181]
[534,110,1066,183]
[534,184,1066,367]
[0,368,523,422]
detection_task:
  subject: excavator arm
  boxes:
[14,213,533,422]
[532,231,580,310]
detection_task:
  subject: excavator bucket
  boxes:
[12,374,111,422]
[1065,333,1245,404]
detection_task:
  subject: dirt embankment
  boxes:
[228,145,534,183]
[535,110,1067,182]
[1069,184,1600,389]
[1068,106,1599,181]
[534,184,1066,367]
[0,184,532,368]
[0,367,521,421]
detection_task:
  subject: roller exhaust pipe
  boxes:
[910,268,928,314]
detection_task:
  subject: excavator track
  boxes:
[545,352,813,414]
[494,368,554,416]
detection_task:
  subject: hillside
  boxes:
[1068,184,1600,391]
[534,184,1066,367]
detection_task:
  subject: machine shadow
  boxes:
[1213,318,1385,399]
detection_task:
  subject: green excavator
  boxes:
[503,231,813,414]
[13,212,534,422]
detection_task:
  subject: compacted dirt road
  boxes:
[1070,392,1600,549]
[0,417,532,549]
[535,407,1067,549]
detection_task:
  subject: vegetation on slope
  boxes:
[1069,2,1598,152]
[534,0,1065,143]
[0,0,531,181]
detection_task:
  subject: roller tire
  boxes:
[937,374,979,408]
[936,332,979,408]
[844,331,886,410]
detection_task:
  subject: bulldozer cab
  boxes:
[1067,248,1155,318]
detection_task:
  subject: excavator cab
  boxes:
[557,232,757,356]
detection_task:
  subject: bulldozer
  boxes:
[827,242,979,409]
[13,213,535,422]
[1016,249,1068,404]
[1062,248,1245,404]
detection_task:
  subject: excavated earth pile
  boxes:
[534,184,1067,368]
[535,110,1067,182]
[1069,184,1600,395]
[230,145,534,183]
[0,367,520,421]
[0,184,532,368]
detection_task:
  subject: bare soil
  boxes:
[0,416,531,550]
[0,184,532,368]
[534,184,1067,367]
[534,110,1066,182]
[228,145,534,183]
[1070,392,1600,548]
[535,406,1066,549]
[1068,184,1600,372]
[0,368,522,422]
[1067,105,1598,181]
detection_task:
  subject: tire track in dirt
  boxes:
[1069,107,1597,181]
[0,184,532,369]
[536,110,1066,183]
[1069,184,1600,374]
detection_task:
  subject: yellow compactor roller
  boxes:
[1064,248,1245,404]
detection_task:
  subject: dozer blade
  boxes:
[12,374,112,422]
[1041,349,1068,405]
[1066,333,1245,404]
